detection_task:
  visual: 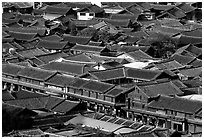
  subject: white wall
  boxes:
[77,12,95,20]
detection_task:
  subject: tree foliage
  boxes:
[150,33,177,58]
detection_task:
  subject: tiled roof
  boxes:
[136,2,152,10]
[177,34,202,45]
[36,52,68,64]
[125,30,149,38]
[171,54,195,65]
[71,19,100,27]
[167,7,186,19]
[153,60,184,70]
[6,97,48,110]
[45,5,72,15]
[110,14,138,22]
[176,3,196,13]
[123,36,140,44]
[182,78,202,88]
[127,49,153,60]
[158,18,183,27]
[103,18,131,27]
[12,2,33,8]
[182,29,202,38]
[51,100,79,113]
[45,73,75,87]
[147,95,202,114]
[17,66,56,81]
[65,2,92,9]
[138,81,184,97]
[71,44,106,53]
[105,87,127,97]
[125,4,144,15]
[2,90,15,101]
[2,31,10,38]
[68,78,89,89]
[41,34,63,41]
[16,48,48,58]
[63,53,95,63]
[62,34,91,44]
[152,26,183,36]
[171,80,187,88]
[45,96,64,110]
[81,80,114,93]
[40,61,86,76]
[188,58,202,68]
[8,31,38,41]
[125,68,162,81]
[2,63,25,76]
[12,89,48,99]
[150,4,175,11]
[179,67,202,78]
[2,18,19,25]
[89,67,126,81]
[3,27,47,36]
[77,4,104,14]
[36,40,68,50]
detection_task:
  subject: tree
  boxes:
[77,27,98,41]
[68,21,77,36]
[150,33,177,58]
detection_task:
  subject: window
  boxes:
[89,13,94,16]
[173,123,182,131]
[80,12,86,16]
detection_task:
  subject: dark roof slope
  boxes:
[71,44,106,53]
[176,3,196,13]
[45,5,72,15]
[89,67,125,81]
[125,68,162,81]
[167,7,186,19]
[6,97,48,110]
[179,67,202,78]
[8,31,38,41]
[171,54,195,65]
[41,34,63,41]
[40,61,86,76]
[62,34,91,44]
[2,63,25,77]
[147,95,202,114]
[63,53,94,63]
[45,96,64,110]
[12,90,48,99]
[68,78,89,89]
[45,74,75,87]
[17,67,56,81]
[3,27,46,36]
[16,48,48,58]
[81,80,114,94]
[36,40,68,50]
[105,87,128,97]
[126,50,153,60]
[2,90,15,101]
[110,14,138,22]
[51,100,79,113]
[77,4,104,14]
[36,52,68,63]
[138,82,184,97]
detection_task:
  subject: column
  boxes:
[182,122,185,132]
[126,111,129,119]
[10,83,14,92]
[113,108,116,116]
